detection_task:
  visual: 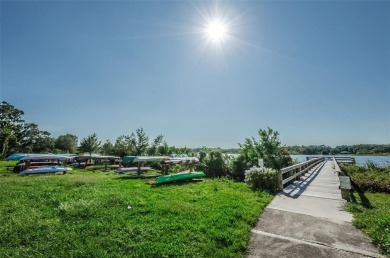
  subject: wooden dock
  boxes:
[247,160,383,257]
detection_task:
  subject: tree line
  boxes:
[1,101,293,182]
[287,144,390,155]
[0,101,191,159]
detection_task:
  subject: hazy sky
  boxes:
[1,0,389,148]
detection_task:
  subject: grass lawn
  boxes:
[0,161,272,257]
[340,164,390,256]
[348,192,390,257]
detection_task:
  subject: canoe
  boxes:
[19,154,74,161]
[116,167,152,174]
[133,156,169,163]
[77,154,121,160]
[19,166,72,175]
[6,153,32,160]
[161,157,199,164]
[85,165,120,171]
[156,171,205,184]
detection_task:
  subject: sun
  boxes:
[204,19,228,44]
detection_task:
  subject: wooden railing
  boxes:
[306,156,355,164]
[333,157,352,200]
[277,157,325,191]
[333,157,342,175]
[334,156,355,164]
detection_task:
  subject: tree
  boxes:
[112,128,154,157]
[256,127,292,170]
[79,133,101,155]
[134,128,149,156]
[55,134,78,153]
[32,131,55,153]
[239,127,292,171]
[0,101,52,157]
[0,101,25,158]
[157,141,172,156]
[147,134,164,156]
[20,124,57,154]
[113,135,135,157]
[101,139,114,155]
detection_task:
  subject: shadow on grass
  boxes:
[350,182,373,209]
[341,167,373,209]
[151,178,205,187]
[113,172,206,186]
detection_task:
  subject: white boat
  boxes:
[116,167,152,174]
[162,157,199,164]
[77,154,121,160]
[133,156,169,162]
[19,166,72,175]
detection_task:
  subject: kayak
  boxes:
[19,166,72,175]
[116,167,152,174]
[85,165,120,171]
[156,171,205,184]
[133,156,169,163]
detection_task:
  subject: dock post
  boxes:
[277,170,283,191]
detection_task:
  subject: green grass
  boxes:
[341,163,390,256]
[348,192,390,256]
[0,161,272,257]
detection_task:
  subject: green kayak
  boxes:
[156,171,205,184]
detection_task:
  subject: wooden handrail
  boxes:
[333,157,342,175]
[334,156,355,164]
[277,157,325,191]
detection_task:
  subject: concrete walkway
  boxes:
[247,161,384,258]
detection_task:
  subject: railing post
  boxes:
[278,170,283,191]
[289,169,293,183]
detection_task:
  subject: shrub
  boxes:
[245,168,278,193]
[196,150,229,178]
[340,164,390,193]
[228,155,247,182]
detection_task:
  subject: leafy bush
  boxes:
[340,164,390,193]
[228,155,247,182]
[245,168,278,193]
[197,150,229,178]
[238,127,292,171]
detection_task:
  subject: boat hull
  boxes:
[85,165,120,171]
[156,171,205,184]
[19,166,71,175]
[116,167,152,174]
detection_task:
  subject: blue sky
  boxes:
[1,0,389,148]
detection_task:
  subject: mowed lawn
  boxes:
[0,161,272,257]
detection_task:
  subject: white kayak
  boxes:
[116,167,152,174]
[19,166,72,175]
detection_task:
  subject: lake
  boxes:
[291,155,390,167]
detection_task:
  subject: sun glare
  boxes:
[205,19,228,43]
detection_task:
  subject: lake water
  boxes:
[291,155,390,167]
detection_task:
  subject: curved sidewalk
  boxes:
[247,161,384,258]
